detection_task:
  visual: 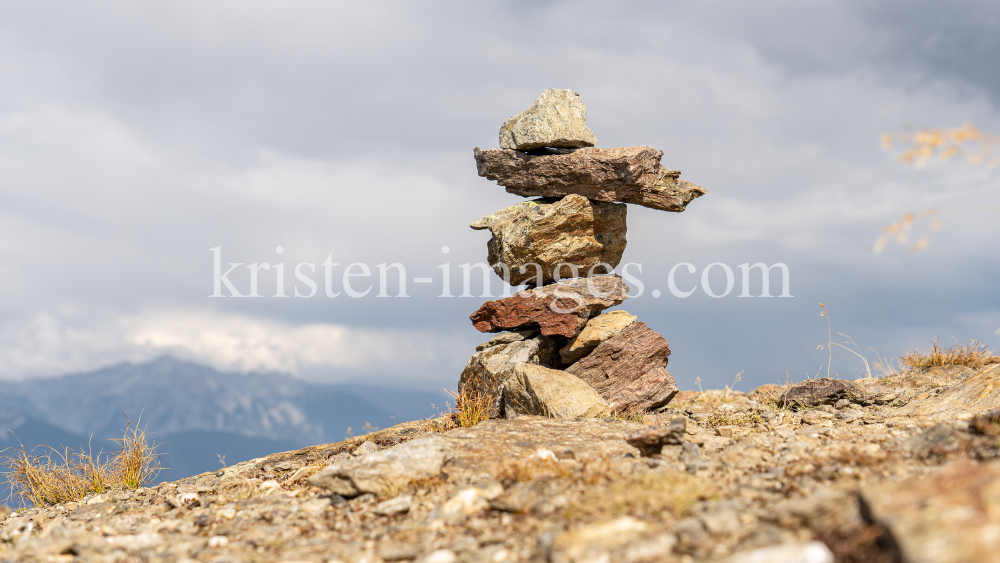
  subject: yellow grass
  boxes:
[1,416,161,507]
[900,338,992,370]
[445,387,490,428]
[881,122,1000,170]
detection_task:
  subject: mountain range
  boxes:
[0,356,450,504]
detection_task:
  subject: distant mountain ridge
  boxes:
[1,356,449,499]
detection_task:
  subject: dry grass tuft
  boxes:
[750,384,796,412]
[882,122,1000,169]
[1,416,161,507]
[900,338,992,370]
[446,387,491,428]
[602,406,646,424]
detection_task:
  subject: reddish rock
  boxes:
[565,322,677,412]
[469,276,628,338]
[473,146,706,212]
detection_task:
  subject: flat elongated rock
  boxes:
[560,310,637,364]
[779,378,870,409]
[565,321,677,413]
[500,363,610,419]
[458,330,564,419]
[499,88,597,151]
[471,194,626,286]
[469,275,628,338]
[474,146,706,212]
[306,434,453,498]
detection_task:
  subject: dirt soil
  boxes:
[3,364,1000,563]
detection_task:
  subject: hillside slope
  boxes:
[3,364,1000,562]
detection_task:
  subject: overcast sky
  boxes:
[1,1,998,392]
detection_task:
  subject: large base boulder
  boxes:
[499,88,597,151]
[474,146,706,212]
[471,194,626,286]
[565,321,678,413]
[469,275,629,338]
[500,363,610,419]
[458,330,564,418]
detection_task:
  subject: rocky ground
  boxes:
[4,362,1000,563]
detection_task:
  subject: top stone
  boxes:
[499,89,598,151]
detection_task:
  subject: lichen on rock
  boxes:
[471,194,626,286]
[498,88,598,151]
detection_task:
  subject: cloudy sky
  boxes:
[1,1,998,392]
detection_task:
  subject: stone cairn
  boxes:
[458,88,707,420]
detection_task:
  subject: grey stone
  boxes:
[699,508,741,535]
[458,331,564,419]
[835,408,864,421]
[475,328,539,351]
[722,541,833,563]
[498,88,597,151]
[900,424,961,458]
[500,362,610,419]
[471,195,626,286]
[307,433,453,498]
[351,440,380,456]
[550,517,675,563]
[371,494,413,516]
[674,517,709,554]
[440,483,503,523]
[800,410,834,426]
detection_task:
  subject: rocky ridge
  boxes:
[4,363,1000,562]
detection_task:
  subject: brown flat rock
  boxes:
[474,146,706,212]
[469,275,628,338]
[565,321,677,413]
[778,378,869,409]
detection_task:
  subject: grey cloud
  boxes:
[0,1,997,390]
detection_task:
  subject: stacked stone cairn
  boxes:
[458,89,707,420]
